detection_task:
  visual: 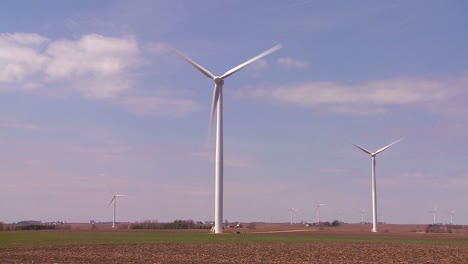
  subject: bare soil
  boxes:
[1,242,468,264]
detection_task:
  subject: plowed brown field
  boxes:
[1,242,468,264]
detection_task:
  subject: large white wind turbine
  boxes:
[170,45,281,234]
[352,138,403,232]
[108,194,127,228]
[315,202,327,224]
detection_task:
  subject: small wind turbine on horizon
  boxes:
[429,205,437,225]
[288,208,297,224]
[108,194,127,228]
[358,209,366,224]
[449,210,455,225]
[352,138,403,232]
[169,44,281,234]
[315,202,327,224]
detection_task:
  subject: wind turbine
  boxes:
[449,210,455,225]
[352,138,402,232]
[170,44,281,234]
[108,194,127,228]
[358,209,366,224]
[288,208,297,224]
[429,205,437,225]
[315,202,327,224]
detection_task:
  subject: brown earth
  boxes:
[1,242,468,264]
[2,223,467,263]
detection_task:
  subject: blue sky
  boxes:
[0,0,467,225]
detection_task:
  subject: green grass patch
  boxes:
[0,231,467,248]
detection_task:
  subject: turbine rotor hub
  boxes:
[214,77,224,85]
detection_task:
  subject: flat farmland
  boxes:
[1,224,467,263]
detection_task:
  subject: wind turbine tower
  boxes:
[108,194,127,228]
[288,208,297,224]
[449,210,455,225]
[429,205,437,225]
[359,209,366,224]
[170,44,281,233]
[352,138,403,232]
[315,202,327,224]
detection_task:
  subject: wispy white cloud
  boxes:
[0,33,49,83]
[44,34,139,80]
[234,74,467,116]
[0,32,200,117]
[277,57,308,69]
[246,59,269,74]
[0,33,138,98]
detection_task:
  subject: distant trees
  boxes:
[130,220,212,230]
[313,220,342,227]
[425,224,464,233]
[14,224,56,230]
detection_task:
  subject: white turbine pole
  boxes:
[317,206,320,224]
[431,205,437,225]
[371,155,377,231]
[361,210,365,223]
[215,86,223,233]
[108,194,127,228]
[315,203,327,224]
[113,197,117,228]
[352,138,403,233]
[169,44,281,234]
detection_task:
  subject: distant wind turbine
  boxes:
[288,208,297,224]
[358,209,366,224]
[315,202,327,224]
[429,205,437,225]
[449,210,455,225]
[108,194,127,228]
[169,44,281,234]
[352,138,403,232]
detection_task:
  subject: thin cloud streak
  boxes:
[235,74,467,115]
[277,57,308,69]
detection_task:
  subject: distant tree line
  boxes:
[14,224,57,230]
[130,220,211,230]
[425,224,465,233]
[316,220,341,227]
[0,220,72,231]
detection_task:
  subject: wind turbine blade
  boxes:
[375,138,404,155]
[219,44,282,79]
[209,84,220,140]
[167,45,215,79]
[352,144,372,155]
[107,196,116,208]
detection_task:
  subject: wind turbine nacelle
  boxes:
[214,77,224,85]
